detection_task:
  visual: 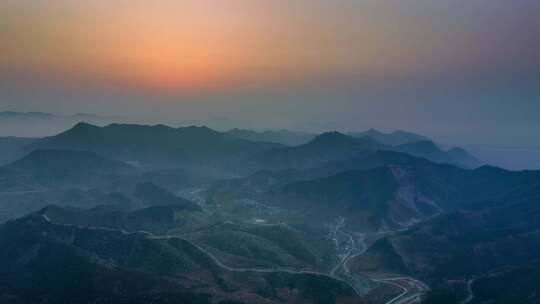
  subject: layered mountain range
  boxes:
[0,122,536,304]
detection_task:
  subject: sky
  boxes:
[1,0,539,148]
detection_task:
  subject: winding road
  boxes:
[343,232,367,275]
[339,230,429,304]
[460,278,476,304]
[372,277,429,304]
[331,232,356,276]
[40,213,362,297]
[41,213,429,304]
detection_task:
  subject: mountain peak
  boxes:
[178,125,219,134]
[310,131,353,145]
[72,121,98,129]
[58,122,101,138]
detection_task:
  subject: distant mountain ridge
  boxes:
[254,131,480,169]
[0,111,116,120]
[394,140,481,168]
[0,111,122,137]
[1,113,481,168]
[349,128,430,146]
[226,128,316,146]
[26,122,283,170]
[0,111,55,119]
[227,127,431,148]
[252,131,384,170]
[349,129,482,168]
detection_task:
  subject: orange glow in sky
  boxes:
[1,0,538,92]
[0,1,405,91]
